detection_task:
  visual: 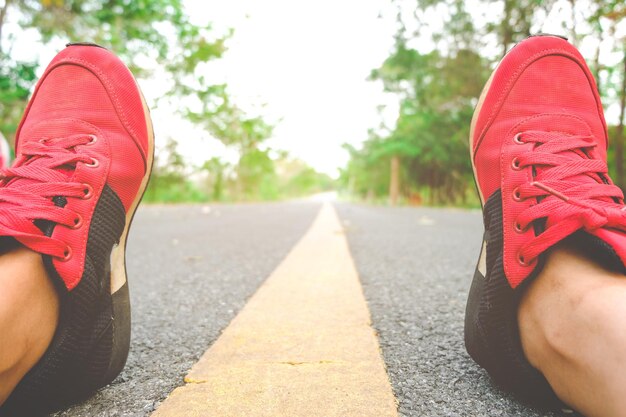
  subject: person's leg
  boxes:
[0,247,58,405]
[519,245,626,417]
[0,43,153,416]
[464,34,626,414]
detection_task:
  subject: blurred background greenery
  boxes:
[1,0,626,206]
[345,0,626,207]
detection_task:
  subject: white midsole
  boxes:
[110,85,155,294]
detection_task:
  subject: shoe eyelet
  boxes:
[71,214,83,229]
[86,135,97,145]
[513,187,523,202]
[514,133,525,144]
[85,158,99,168]
[61,246,72,262]
[82,184,93,199]
[514,222,524,233]
[511,157,522,170]
[517,252,533,267]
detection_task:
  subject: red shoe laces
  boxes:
[513,130,626,266]
[0,134,97,260]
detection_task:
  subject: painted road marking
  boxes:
[152,203,398,417]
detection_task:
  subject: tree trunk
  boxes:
[615,46,626,189]
[213,171,223,200]
[501,0,513,57]
[592,33,603,94]
[389,155,400,206]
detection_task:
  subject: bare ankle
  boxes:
[0,247,59,405]
[518,244,626,416]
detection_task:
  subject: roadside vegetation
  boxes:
[342,0,626,206]
[3,1,626,205]
[0,0,332,203]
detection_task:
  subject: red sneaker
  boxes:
[465,35,626,403]
[0,43,154,415]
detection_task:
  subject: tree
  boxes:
[143,137,206,202]
[275,156,333,197]
[345,0,565,205]
[0,0,229,144]
[201,157,229,201]
[186,87,276,200]
[599,2,626,188]
[365,23,488,204]
[0,0,291,202]
[495,0,557,56]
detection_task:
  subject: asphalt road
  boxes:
[52,201,570,416]
[335,203,565,417]
[54,202,321,417]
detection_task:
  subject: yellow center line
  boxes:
[151,203,398,417]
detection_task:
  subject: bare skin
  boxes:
[0,247,59,405]
[519,244,626,417]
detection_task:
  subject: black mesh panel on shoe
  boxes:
[566,229,626,274]
[0,184,126,417]
[464,189,559,406]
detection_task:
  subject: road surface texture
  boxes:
[335,203,570,417]
[49,201,577,416]
[54,202,321,417]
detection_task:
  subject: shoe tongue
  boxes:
[567,229,626,274]
[33,195,68,235]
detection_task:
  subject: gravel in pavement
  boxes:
[54,202,320,417]
[336,203,570,417]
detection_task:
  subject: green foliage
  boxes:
[344,11,489,205]
[143,176,207,203]
[143,138,207,203]
[340,142,391,199]
[188,87,274,153]
[238,148,277,200]
[1,0,327,203]
[0,0,229,146]
[19,0,228,78]
[276,157,334,198]
[345,0,626,205]
[0,55,37,140]
[184,80,281,201]
[200,157,229,201]
[143,139,333,203]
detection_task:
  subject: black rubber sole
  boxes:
[102,281,131,385]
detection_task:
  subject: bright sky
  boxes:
[146,0,626,177]
[8,0,626,178]
[157,0,399,178]
[6,0,398,178]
